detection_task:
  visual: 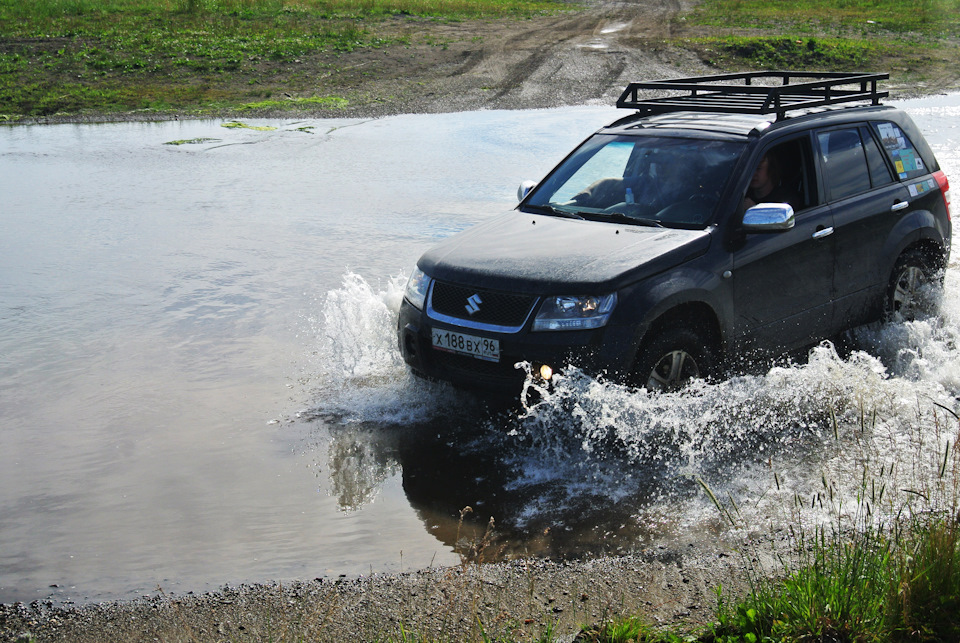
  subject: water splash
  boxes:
[302,271,450,425]
[507,314,960,536]
[303,251,960,549]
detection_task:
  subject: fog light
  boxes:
[538,364,554,381]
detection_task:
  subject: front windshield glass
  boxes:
[523,134,745,228]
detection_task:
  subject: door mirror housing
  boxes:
[742,203,795,232]
[518,180,537,202]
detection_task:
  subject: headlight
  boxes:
[532,293,617,331]
[404,267,432,310]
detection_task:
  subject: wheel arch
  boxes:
[637,301,723,362]
[889,237,948,279]
[881,213,949,280]
[626,302,723,389]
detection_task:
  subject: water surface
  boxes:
[1,97,959,604]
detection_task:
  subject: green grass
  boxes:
[696,404,960,643]
[240,95,349,109]
[0,0,558,23]
[681,0,960,73]
[687,36,882,71]
[703,515,960,642]
[687,0,960,37]
[0,0,561,117]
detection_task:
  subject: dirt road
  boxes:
[259,0,710,118]
[324,0,958,119]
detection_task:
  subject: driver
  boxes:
[744,153,800,210]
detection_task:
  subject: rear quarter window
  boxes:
[817,128,872,202]
[872,121,928,181]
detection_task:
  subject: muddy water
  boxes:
[1,97,958,605]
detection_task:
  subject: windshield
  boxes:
[522,134,745,228]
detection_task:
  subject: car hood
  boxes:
[418,211,712,293]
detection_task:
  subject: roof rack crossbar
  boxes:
[616,71,888,119]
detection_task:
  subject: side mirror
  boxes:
[742,203,795,232]
[517,180,537,203]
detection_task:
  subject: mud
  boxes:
[317,0,709,118]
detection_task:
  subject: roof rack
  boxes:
[616,71,889,120]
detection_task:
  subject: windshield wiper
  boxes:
[522,203,585,220]
[592,211,664,227]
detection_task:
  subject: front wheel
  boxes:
[885,249,943,322]
[632,327,713,392]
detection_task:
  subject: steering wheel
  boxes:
[654,193,718,225]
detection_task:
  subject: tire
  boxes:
[885,249,943,322]
[633,327,713,392]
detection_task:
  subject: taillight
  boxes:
[934,170,951,221]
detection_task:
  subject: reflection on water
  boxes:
[2,96,960,605]
[328,428,400,512]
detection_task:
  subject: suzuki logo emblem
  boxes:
[465,294,483,316]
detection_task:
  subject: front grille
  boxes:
[430,282,536,327]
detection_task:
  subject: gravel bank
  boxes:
[1,543,764,641]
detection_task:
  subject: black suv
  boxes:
[397,72,952,394]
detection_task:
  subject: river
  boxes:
[1,95,958,605]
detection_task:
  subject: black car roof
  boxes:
[600,103,900,140]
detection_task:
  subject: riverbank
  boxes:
[3,0,960,124]
[0,543,760,642]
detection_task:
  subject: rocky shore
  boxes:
[1,541,767,641]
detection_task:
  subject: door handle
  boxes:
[812,226,834,240]
[891,201,910,212]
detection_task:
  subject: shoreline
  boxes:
[7,71,955,128]
[1,543,768,642]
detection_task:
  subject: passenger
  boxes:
[571,177,624,208]
[743,153,800,210]
[572,168,667,211]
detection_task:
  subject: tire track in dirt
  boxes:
[298,0,710,117]
[465,0,707,109]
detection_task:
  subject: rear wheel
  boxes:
[885,249,942,322]
[633,327,713,392]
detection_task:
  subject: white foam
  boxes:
[301,271,448,425]
[303,257,960,538]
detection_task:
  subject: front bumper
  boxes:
[397,298,636,395]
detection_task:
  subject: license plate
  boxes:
[432,329,500,362]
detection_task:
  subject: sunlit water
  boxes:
[1,96,958,605]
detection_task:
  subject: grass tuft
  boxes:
[687,36,879,71]
[687,0,960,36]
[241,95,349,109]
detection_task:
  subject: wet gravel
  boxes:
[0,544,761,642]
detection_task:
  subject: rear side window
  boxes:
[818,128,871,202]
[872,121,928,180]
[862,126,894,188]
